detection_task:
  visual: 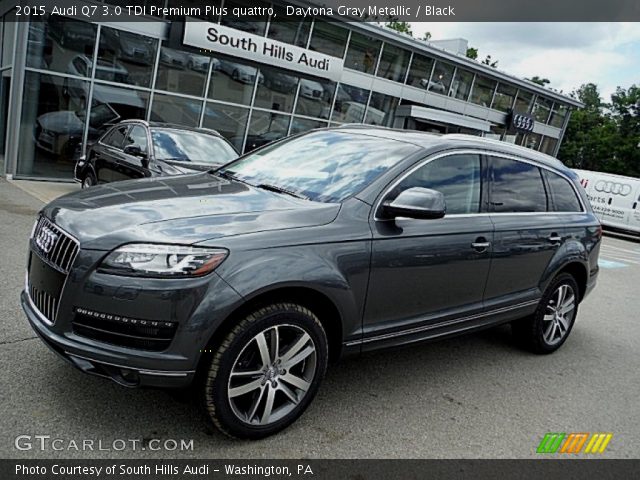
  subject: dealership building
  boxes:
[0,0,583,182]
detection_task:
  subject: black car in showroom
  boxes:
[24,127,601,439]
[74,121,238,187]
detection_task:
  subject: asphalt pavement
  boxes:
[1,177,638,459]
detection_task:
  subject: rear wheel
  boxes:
[512,273,579,354]
[200,303,328,439]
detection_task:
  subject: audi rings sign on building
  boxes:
[594,180,633,196]
[35,226,58,254]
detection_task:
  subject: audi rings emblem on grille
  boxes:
[35,226,58,253]
[594,180,632,196]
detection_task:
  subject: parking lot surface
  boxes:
[1,177,638,459]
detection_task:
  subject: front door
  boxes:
[364,153,493,340]
[94,125,129,183]
[117,124,149,180]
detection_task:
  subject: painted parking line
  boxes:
[598,259,629,269]
[599,251,640,265]
[602,245,640,255]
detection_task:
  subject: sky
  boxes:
[410,23,640,101]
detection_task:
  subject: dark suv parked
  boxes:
[23,127,601,439]
[74,121,238,188]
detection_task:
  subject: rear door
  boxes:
[484,155,568,309]
[363,152,494,341]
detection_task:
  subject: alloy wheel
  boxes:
[542,284,576,346]
[227,324,317,426]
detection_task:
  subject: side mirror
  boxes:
[123,145,146,158]
[381,187,446,220]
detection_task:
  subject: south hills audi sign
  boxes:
[183,21,344,81]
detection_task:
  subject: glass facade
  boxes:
[429,61,455,95]
[492,83,517,112]
[2,12,576,180]
[377,43,411,82]
[470,75,497,107]
[406,54,434,89]
[344,32,381,75]
[450,68,474,101]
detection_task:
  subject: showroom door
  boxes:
[363,153,493,336]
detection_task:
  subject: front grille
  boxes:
[27,216,79,324]
[31,216,79,274]
[72,309,178,351]
[29,282,58,325]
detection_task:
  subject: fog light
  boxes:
[120,368,139,383]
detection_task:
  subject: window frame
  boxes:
[99,124,131,151]
[124,124,150,155]
[374,150,490,221]
[541,169,584,213]
[487,155,549,213]
[373,150,585,221]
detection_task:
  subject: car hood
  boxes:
[42,173,340,250]
[155,160,221,176]
[38,111,83,134]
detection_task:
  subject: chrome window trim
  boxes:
[373,148,586,221]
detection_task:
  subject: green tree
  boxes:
[527,76,551,86]
[385,21,413,37]
[609,85,640,176]
[466,47,478,60]
[422,31,432,41]
[481,55,498,68]
[558,83,640,177]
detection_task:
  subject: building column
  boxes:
[4,16,28,178]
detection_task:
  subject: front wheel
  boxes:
[512,273,580,354]
[200,303,328,439]
[81,171,96,189]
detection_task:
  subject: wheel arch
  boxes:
[197,285,344,378]
[542,259,588,303]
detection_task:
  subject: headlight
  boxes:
[100,244,228,278]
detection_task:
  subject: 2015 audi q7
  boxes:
[22,127,601,439]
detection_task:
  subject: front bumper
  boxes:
[23,290,196,388]
[22,247,244,389]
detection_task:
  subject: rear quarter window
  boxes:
[489,157,548,212]
[543,170,583,212]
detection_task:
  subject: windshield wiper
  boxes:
[257,183,309,200]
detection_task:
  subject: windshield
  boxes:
[151,129,238,165]
[220,130,419,203]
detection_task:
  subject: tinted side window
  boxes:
[543,170,582,212]
[394,154,482,214]
[124,125,148,154]
[102,126,129,149]
[489,157,547,212]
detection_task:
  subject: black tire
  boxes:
[512,273,580,354]
[200,303,328,439]
[81,171,96,189]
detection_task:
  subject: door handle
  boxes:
[471,237,491,252]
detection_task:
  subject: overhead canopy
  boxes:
[395,105,493,133]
